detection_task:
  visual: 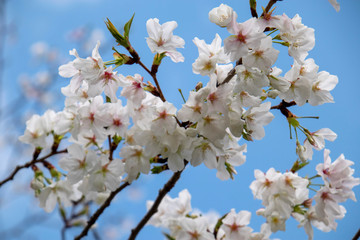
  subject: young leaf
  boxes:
[124,13,135,39]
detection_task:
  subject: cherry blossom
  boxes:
[146,18,185,62]
[208,4,235,28]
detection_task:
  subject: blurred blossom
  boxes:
[84,28,105,52]
[18,72,56,106]
[66,26,87,42]
[66,26,106,53]
[117,217,135,238]
[30,41,49,59]
[104,226,119,240]
[30,41,60,64]
[126,187,144,202]
[39,92,54,106]
[19,74,41,99]
[35,71,51,86]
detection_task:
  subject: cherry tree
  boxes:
[0,0,359,240]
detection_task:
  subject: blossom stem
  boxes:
[294,126,299,141]
[267,28,278,36]
[308,174,321,180]
[74,181,130,240]
[128,169,184,240]
[178,88,186,103]
[296,116,320,119]
[0,149,67,188]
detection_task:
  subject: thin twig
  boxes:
[218,59,242,86]
[74,182,130,240]
[137,60,152,76]
[249,0,258,18]
[0,0,6,119]
[137,59,166,102]
[0,149,67,188]
[128,170,184,240]
[353,228,360,240]
[218,68,236,86]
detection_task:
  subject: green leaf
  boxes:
[151,165,169,174]
[225,162,235,180]
[105,18,125,44]
[112,134,122,145]
[291,160,310,173]
[293,205,306,215]
[124,13,135,39]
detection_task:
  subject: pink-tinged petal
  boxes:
[161,21,177,41]
[146,18,161,40]
[166,50,184,63]
[59,62,78,78]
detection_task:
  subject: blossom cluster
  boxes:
[16,1,359,239]
[147,189,273,240]
[250,149,360,240]
[149,149,359,240]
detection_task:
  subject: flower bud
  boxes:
[302,198,313,208]
[208,4,234,28]
[267,89,279,99]
[296,141,307,162]
[30,178,45,191]
[195,82,203,91]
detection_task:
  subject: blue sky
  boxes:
[1,0,360,239]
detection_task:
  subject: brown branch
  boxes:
[249,0,258,18]
[270,100,296,109]
[271,100,296,118]
[74,182,130,240]
[124,45,166,103]
[107,135,119,161]
[219,68,236,86]
[353,228,360,240]
[137,59,166,102]
[0,149,67,188]
[218,59,242,86]
[128,169,184,240]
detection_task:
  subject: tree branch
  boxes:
[353,228,360,240]
[74,182,130,240]
[249,0,258,18]
[271,100,296,118]
[137,59,166,102]
[124,44,166,103]
[218,59,242,86]
[0,149,67,188]
[128,169,184,240]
